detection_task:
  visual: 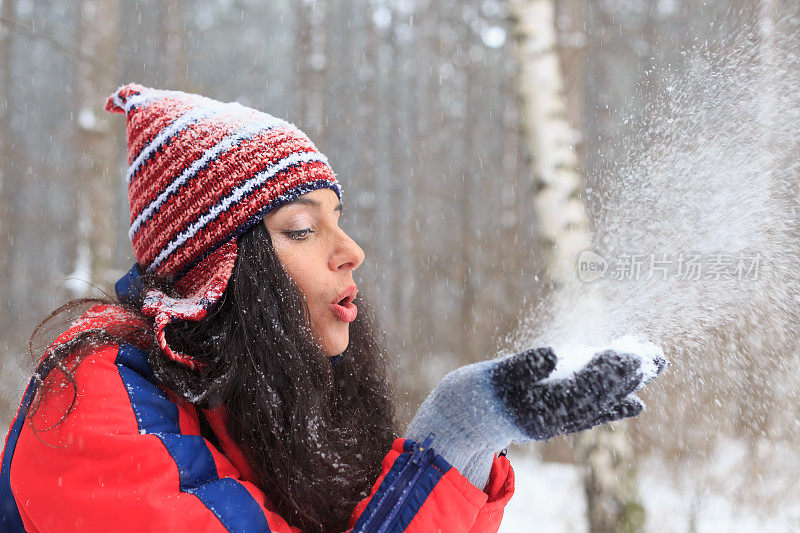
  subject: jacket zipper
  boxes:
[378,443,435,533]
[359,432,436,533]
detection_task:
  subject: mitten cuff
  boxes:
[459,447,498,491]
[403,359,527,488]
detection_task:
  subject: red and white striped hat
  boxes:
[106,83,342,370]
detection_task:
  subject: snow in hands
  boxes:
[491,335,669,443]
[545,335,667,384]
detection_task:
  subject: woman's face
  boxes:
[263,188,365,357]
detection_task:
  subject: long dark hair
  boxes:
[27,221,399,532]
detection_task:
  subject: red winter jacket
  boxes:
[0,305,515,532]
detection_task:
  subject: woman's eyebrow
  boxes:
[288,197,344,212]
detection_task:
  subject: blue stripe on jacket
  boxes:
[0,371,44,532]
[352,438,448,532]
[115,343,271,532]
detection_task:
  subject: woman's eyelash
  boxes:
[285,228,314,240]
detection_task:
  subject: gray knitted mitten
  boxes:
[403,347,667,490]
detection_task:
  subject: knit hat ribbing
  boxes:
[106,83,342,370]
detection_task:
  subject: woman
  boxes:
[0,84,664,532]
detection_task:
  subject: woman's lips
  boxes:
[331,284,358,322]
[330,300,358,322]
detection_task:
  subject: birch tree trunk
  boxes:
[71,0,120,295]
[509,0,643,531]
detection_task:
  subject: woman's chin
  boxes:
[320,326,350,356]
[323,343,348,357]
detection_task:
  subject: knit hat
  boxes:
[106,83,342,371]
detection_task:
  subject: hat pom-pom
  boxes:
[105,83,146,114]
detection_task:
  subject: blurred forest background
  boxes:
[2,0,799,531]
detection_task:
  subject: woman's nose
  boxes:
[330,230,365,272]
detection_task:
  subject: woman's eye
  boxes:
[285,228,314,240]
